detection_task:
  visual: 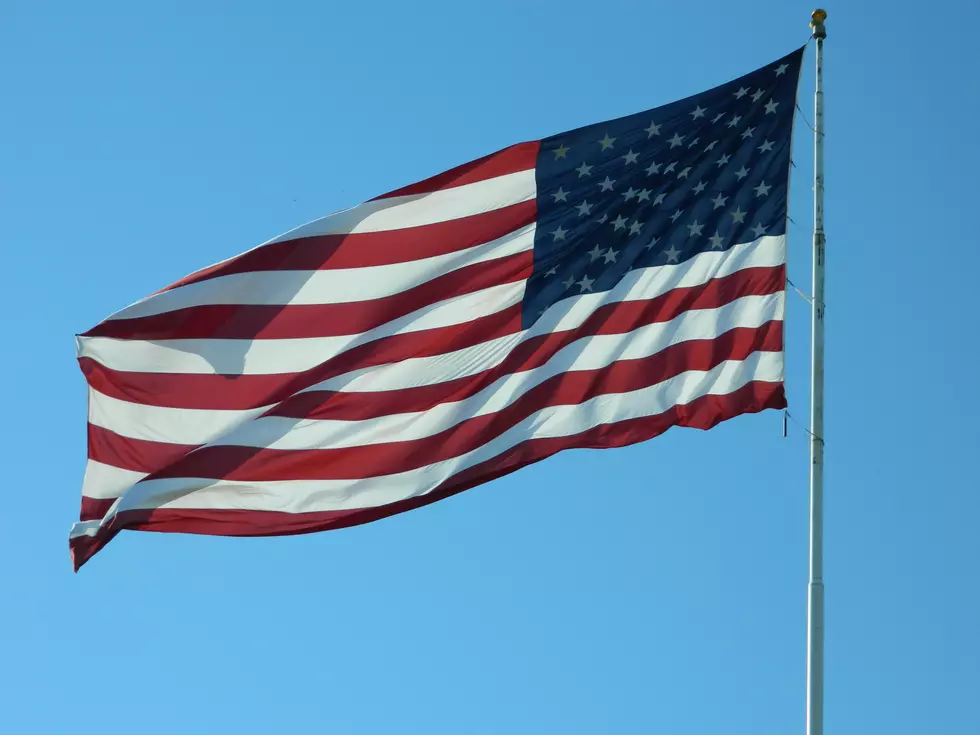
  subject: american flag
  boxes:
[71,48,804,570]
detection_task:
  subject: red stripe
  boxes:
[272,266,785,421]
[154,199,537,294]
[79,304,524,410]
[374,141,539,199]
[71,381,785,571]
[88,423,195,474]
[84,251,533,340]
[80,497,116,523]
[147,323,782,482]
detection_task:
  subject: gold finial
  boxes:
[810,8,827,38]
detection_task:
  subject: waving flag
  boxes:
[71,48,804,570]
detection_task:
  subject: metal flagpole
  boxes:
[807,9,827,735]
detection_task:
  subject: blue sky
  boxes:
[4,1,978,732]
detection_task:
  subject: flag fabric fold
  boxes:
[71,48,804,570]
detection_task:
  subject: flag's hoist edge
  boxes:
[70,47,805,570]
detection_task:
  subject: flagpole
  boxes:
[807,9,827,735]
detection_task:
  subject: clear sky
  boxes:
[4,1,978,732]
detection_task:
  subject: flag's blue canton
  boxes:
[524,48,804,327]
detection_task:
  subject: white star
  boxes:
[664,161,677,174]
[711,112,725,124]
[709,232,725,250]
[552,225,568,241]
[664,244,681,263]
[731,207,747,224]
[646,160,661,175]
[670,209,683,222]
[612,215,628,231]
[775,63,788,76]
[588,244,604,261]
[575,161,593,177]
[562,274,576,290]
[545,265,559,277]
[645,121,661,137]
[598,133,616,150]
[751,88,765,103]
[751,222,767,238]
[715,153,731,167]
[687,220,704,237]
[692,180,707,194]
[599,176,615,192]
[765,99,779,115]
[741,126,756,139]
[735,166,749,181]
[596,214,608,224]
[575,200,593,216]
[552,187,568,202]
[623,149,640,165]
[686,137,700,149]
[754,180,772,197]
[704,140,718,152]
[622,187,637,201]
[577,275,595,293]
[553,144,570,159]
[629,221,642,236]
[758,139,774,154]
[677,166,691,179]
[603,247,619,264]
[734,86,749,99]
[690,105,707,120]
[668,133,684,148]
[636,188,651,202]
[653,193,666,205]
[711,193,728,209]
[727,114,742,128]
[644,235,659,250]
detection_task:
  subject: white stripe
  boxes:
[265,169,535,241]
[78,280,527,375]
[214,292,782,451]
[108,224,535,321]
[70,520,103,539]
[93,350,781,521]
[82,460,147,500]
[89,390,263,446]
